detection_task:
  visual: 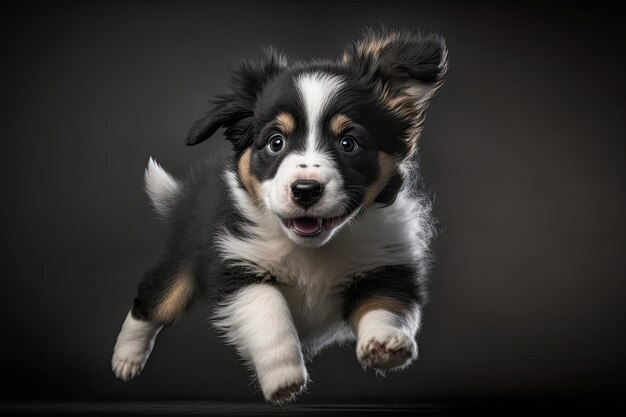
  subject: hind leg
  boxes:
[112,262,195,381]
[111,310,162,381]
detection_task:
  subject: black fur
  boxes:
[185,48,288,151]
[344,32,447,83]
[341,265,428,321]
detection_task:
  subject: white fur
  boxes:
[144,157,181,217]
[297,72,345,152]
[216,171,432,355]
[212,283,308,402]
[112,310,162,381]
[259,152,349,248]
[355,308,420,370]
[261,152,346,219]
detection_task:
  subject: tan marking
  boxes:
[340,51,350,66]
[238,148,262,203]
[275,112,296,135]
[340,31,403,66]
[363,152,398,206]
[152,271,194,325]
[350,296,410,329]
[329,113,351,136]
[356,31,401,60]
[376,83,435,159]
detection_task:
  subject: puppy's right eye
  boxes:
[267,134,286,153]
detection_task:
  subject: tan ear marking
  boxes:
[152,271,194,325]
[350,296,410,329]
[238,148,262,203]
[341,31,402,65]
[356,32,401,61]
[275,112,296,135]
[363,152,398,207]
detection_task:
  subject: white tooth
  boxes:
[316,218,323,227]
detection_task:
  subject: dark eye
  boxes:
[267,134,285,153]
[339,136,358,153]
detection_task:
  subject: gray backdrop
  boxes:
[1,0,624,405]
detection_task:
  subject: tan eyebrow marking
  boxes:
[329,113,352,136]
[275,112,296,135]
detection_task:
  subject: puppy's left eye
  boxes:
[339,136,359,153]
[267,134,286,153]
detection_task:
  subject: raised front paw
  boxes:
[259,361,309,405]
[357,327,417,370]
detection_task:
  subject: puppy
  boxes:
[112,29,448,403]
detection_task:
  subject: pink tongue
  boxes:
[293,218,320,235]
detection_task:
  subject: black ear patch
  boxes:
[341,29,448,157]
[185,96,252,147]
[185,48,288,151]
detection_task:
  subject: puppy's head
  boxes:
[186,29,447,248]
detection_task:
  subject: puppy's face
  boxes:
[186,30,448,248]
[242,71,406,247]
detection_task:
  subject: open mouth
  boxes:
[281,215,348,237]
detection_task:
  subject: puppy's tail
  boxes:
[144,157,181,218]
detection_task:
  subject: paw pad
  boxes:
[357,328,417,370]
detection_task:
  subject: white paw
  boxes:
[111,311,161,381]
[258,361,309,404]
[111,339,154,381]
[357,327,417,370]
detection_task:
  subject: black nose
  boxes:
[291,180,323,209]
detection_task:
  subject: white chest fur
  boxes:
[215,172,433,350]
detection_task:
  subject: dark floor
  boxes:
[0,402,453,417]
[0,400,621,417]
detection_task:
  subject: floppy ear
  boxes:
[341,29,448,158]
[185,48,288,151]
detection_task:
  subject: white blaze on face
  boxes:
[297,72,345,153]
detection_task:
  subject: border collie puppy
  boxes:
[112,29,448,403]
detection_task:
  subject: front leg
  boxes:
[212,283,308,404]
[345,265,426,370]
[352,299,421,370]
